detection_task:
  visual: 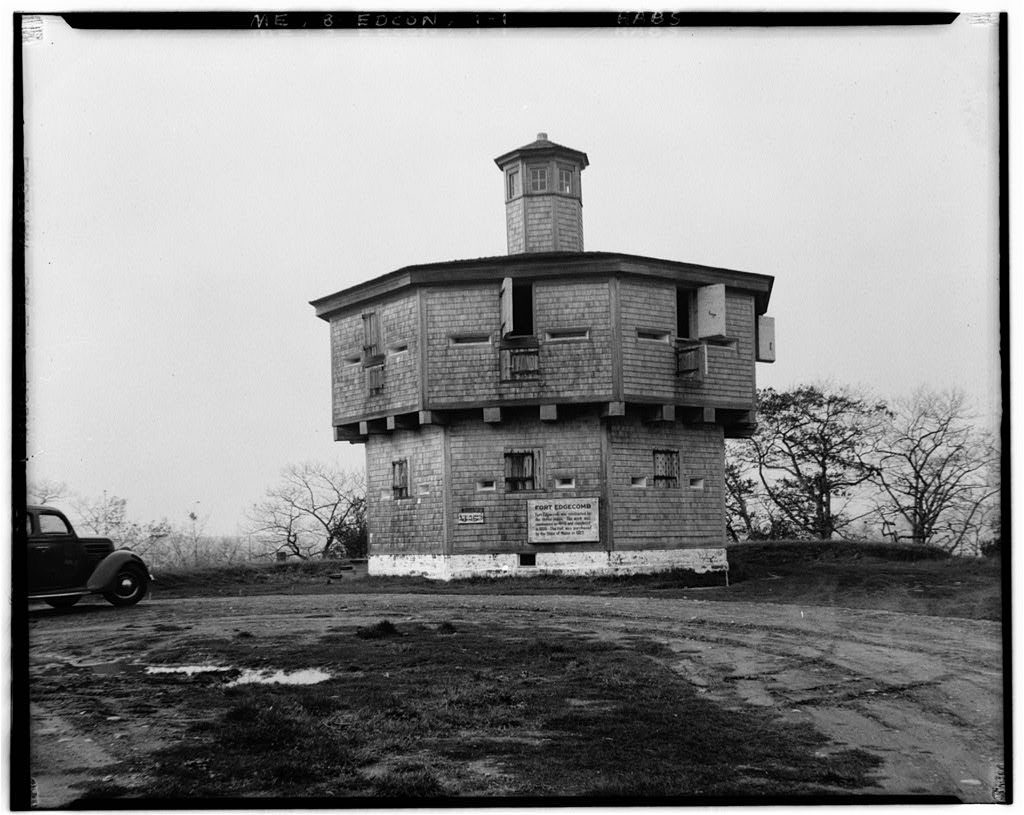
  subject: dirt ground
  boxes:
[26,589,1005,805]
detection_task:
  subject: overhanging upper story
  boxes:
[311,251,775,442]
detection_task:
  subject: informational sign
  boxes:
[457,508,485,525]
[528,498,599,543]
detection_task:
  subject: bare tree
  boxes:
[746,385,889,540]
[73,491,131,538]
[71,490,172,554]
[248,463,366,560]
[186,506,211,566]
[725,453,802,541]
[27,478,69,505]
[867,388,999,553]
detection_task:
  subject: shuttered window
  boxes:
[392,459,410,499]
[500,279,534,338]
[366,363,385,394]
[362,312,381,360]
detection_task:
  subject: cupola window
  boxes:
[507,170,519,199]
[529,167,548,193]
[558,167,573,194]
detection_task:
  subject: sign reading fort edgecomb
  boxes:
[528,498,600,543]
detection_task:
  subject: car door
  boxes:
[28,512,82,591]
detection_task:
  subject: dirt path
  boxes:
[27,592,1005,804]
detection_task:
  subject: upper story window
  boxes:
[529,166,548,193]
[653,450,680,489]
[507,170,519,199]
[558,167,573,194]
[677,289,693,339]
[500,279,534,337]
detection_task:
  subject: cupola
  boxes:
[494,133,589,255]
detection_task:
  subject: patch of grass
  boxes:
[152,687,364,797]
[152,541,999,621]
[369,763,450,798]
[120,623,881,801]
[724,542,1001,621]
[355,619,403,639]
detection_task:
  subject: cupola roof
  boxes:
[493,132,590,169]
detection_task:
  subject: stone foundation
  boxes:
[368,548,728,581]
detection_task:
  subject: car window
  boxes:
[37,514,70,535]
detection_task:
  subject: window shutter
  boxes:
[676,344,706,381]
[756,315,776,362]
[392,459,409,498]
[366,364,385,393]
[696,284,727,339]
[362,312,381,359]
[500,277,514,337]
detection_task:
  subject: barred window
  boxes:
[392,459,410,499]
[505,449,539,492]
[653,450,680,489]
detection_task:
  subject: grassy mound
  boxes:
[150,540,1000,622]
[724,539,999,621]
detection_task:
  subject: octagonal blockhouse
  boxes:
[311,135,776,580]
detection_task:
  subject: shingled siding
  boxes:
[609,419,725,549]
[620,278,677,401]
[425,279,615,408]
[505,198,525,254]
[446,411,604,555]
[330,291,420,424]
[424,284,502,405]
[524,198,555,253]
[552,196,583,252]
[531,280,614,402]
[365,426,445,556]
[620,280,757,407]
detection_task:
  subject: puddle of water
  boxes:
[146,665,233,676]
[226,668,331,687]
[142,664,331,686]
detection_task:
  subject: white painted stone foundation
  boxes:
[368,548,728,581]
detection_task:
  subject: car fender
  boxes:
[87,551,150,592]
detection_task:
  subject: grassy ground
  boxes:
[151,541,1002,622]
[50,619,882,802]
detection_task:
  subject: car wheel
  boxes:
[103,565,149,606]
[44,595,82,609]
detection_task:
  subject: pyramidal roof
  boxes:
[493,132,590,169]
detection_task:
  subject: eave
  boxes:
[310,251,775,321]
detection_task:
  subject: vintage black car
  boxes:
[26,505,151,608]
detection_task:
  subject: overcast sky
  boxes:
[21,12,1002,534]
